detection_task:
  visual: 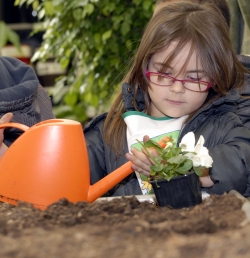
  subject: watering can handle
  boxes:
[0,122,29,132]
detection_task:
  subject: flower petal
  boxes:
[194,135,205,154]
[180,132,195,152]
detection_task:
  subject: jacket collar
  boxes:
[122,82,145,111]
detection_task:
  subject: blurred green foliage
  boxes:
[15,0,155,122]
[0,21,21,52]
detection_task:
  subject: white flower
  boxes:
[179,132,213,168]
[179,132,195,152]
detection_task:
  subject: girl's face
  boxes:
[147,41,210,118]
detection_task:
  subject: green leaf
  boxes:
[168,155,187,165]
[175,159,193,174]
[38,8,45,19]
[72,105,87,122]
[143,0,151,11]
[73,8,83,20]
[154,154,162,161]
[163,164,174,172]
[126,39,133,50]
[89,94,99,107]
[27,0,36,5]
[102,30,112,41]
[14,0,27,6]
[32,0,39,10]
[85,3,95,15]
[193,166,203,177]
[84,91,93,104]
[14,0,21,5]
[133,0,143,6]
[143,139,162,150]
[150,170,157,176]
[60,57,70,69]
[7,28,22,53]
[0,22,8,50]
[171,147,182,156]
[64,91,78,106]
[72,0,88,7]
[44,1,55,16]
[150,163,165,172]
[121,21,130,36]
[53,104,73,117]
[165,173,173,181]
[94,33,101,44]
[0,22,21,53]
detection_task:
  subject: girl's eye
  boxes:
[157,71,171,76]
[187,76,202,81]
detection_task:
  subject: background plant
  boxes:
[0,21,21,53]
[15,0,155,122]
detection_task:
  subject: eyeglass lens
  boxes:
[150,74,208,92]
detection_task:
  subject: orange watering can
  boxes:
[0,119,133,210]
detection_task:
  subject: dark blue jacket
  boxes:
[84,83,250,198]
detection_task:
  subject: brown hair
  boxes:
[155,0,231,27]
[104,2,247,155]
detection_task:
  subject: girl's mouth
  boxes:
[166,99,184,105]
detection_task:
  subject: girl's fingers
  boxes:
[142,135,160,157]
[135,168,150,177]
[131,147,153,165]
[125,151,151,177]
[125,135,158,177]
[141,146,159,158]
[143,135,150,143]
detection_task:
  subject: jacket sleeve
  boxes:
[84,114,107,185]
[83,113,142,196]
[237,73,250,129]
[202,115,250,197]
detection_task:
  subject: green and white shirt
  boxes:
[122,111,187,195]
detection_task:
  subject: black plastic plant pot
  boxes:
[150,171,202,209]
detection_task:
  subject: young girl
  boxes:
[84,2,250,198]
[154,0,250,130]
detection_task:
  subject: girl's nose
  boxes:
[169,80,185,93]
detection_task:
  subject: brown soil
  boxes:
[0,193,249,258]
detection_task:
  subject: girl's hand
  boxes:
[125,135,158,177]
[199,176,214,187]
[0,113,14,157]
[126,135,215,187]
[198,168,214,187]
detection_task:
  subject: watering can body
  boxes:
[0,119,133,209]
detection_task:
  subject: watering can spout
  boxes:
[88,161,133,203]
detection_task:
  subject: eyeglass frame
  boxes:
[145,68,212,93]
